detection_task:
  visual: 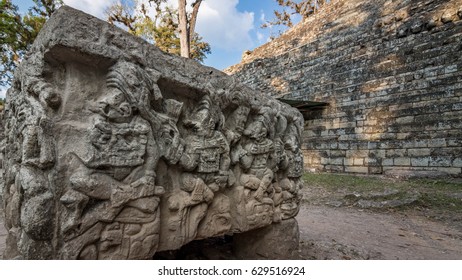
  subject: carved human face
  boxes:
[190,109,215,137]
[244,120,267,141]
[93,87,132,123]
[284,135,298,152]
[157,119,184,164]
[225,130,241,146]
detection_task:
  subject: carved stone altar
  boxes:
[1,6,304,259]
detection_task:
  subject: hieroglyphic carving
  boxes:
[1,6,305,259]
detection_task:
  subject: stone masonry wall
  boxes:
[0,109,4,201]
[226,0,462,176]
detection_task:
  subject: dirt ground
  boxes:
[297,204,462,259]
[295,174,462,259]
[1,176,461,259]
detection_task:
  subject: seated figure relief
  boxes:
[165,96,231,246]
[1,7,305,259]
[58,61,183,259]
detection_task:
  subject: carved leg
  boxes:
[60,189,89,238]
[254,169,274,202]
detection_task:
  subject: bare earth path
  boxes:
[1,204,461,259]
[297,204,462,259]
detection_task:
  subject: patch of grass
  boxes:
[302,173,390,192]
[406,178,462,192]
[417,193,462,211]
[301,173,462,213]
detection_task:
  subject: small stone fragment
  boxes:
[411,21,423,33]
[441,11,454,23]
[426,18,438,30]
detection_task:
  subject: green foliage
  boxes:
[106,0,210,62]
[262,0,329,29]
[0,0,62,87]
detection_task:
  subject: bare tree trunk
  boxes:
[188,0,202,44]
[178,0,190,58]
[178,0,202,59]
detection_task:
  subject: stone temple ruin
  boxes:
[226,0,462,177]
[1,7,304,259]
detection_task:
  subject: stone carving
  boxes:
[163,96,231,248]
[237,109,277,229]
[1,6,304,259]
[279,116,304,219]
[58,61,181,259]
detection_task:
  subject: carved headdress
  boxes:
[106,60,183,123]
[106,61,162,110]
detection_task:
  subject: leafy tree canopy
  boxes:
[262,0,329,30]
[0,0,210,89]
[0,0,62,87]
[106,0,210,62]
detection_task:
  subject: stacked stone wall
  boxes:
[0,108,4,201]
[226,0,462,176]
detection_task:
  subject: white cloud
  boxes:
[196,0,254,51]
[256,31,264,43]
[63,0,117,19]
[260,10,265,22]
[61,0,255,52]
[143,0,256,51]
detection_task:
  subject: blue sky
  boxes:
[1,0,292,98]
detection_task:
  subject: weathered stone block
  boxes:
[330,157,344,165]
[414,139,429,148]
[330,150,346,157]
[429,156,452,167]
[369,149,386,158]
[367,141,379,149]
[428,138,447,148]
[345,166,368,173]
[396,133,412,140]
[365,157,380,166]
[346,149,368,158]
[382,158,394,166]
[453,158,462,168]
[338,142,350,150]
[411,157,430,167]
[353,158,365,166]
[407,148,431,157]
[395,116,414,124]
[436,167,462,175]
[386,149,407,157]
[1,7,304,259]
[233,218,300,259]
[343,158,354,166]
[368,166,383,174]
[394,158,411,166]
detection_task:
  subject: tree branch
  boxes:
[188,0,202,44]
